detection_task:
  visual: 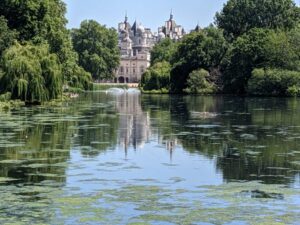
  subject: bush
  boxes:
[247,68,300,96]
[184,69,216,94]
[0,92,11,101]
[140,61,171,92]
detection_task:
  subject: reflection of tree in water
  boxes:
[142,95,300,185]
[0,108,75,185]
[74,93,119,156]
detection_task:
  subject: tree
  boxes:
[222,28,270,93]
[170,26,228,93]
[222,27,300,94]
[0,16,17,56]
[0,42,62,103]
[0,0,92,93]
[72,20,120,80]
[140,61,171,91]
[215,0,300,40]
[150,38,177,65]
[184,69,216,94]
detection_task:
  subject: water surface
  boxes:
[0,92,299,225]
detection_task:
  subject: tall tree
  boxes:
[0,16,17,57]
[215,0,300,40]
[71,20,120,80]
[0,0,92,93]
[0,42,62,102]
[170,26,228,93]
[150,38,177,65]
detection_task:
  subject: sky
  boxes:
[63,0,228,32]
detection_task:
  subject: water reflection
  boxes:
[0,92,300,224]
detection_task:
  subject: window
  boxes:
[133,68,136,74]
[120,67,124,74]
[140,66,145,73]
[126,68,129,74]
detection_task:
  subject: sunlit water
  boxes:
[0,91,300,225]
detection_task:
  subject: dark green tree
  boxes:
[140,61,171,91]
[215,0,300,40]
[170,26,228,93]
[222,27,300,94]
[150,38,177,65]
[0,0,91,92]
[0,16,17,57]
[71,20,120,80]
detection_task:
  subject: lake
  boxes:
[0,91,300,225]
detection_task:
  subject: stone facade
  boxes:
[158,12,185,41]
[115,13,185,83]
[115,15,156,83]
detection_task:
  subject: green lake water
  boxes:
[0,91,300,225]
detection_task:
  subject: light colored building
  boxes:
[158,11,185,41]
[115,13,185,83]
[115,15,156,83]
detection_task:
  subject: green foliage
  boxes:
[222,28,270,93]
[0,42,62,103]
[0,0,92,99]
[0,16,17,56]
[72,20,120,80]
[248,68,300,96]
[223,27,300,94]
[150,38,177,65]
[0,92,11,102]
[184,69,216,94]
[140,61,171,92]
[215,0,300,40]
[170,26,228,93]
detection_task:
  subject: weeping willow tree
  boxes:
[0,42,62,103]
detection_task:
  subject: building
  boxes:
[115,15,156,83]
[158,11,185,41]
[115,13,185,83]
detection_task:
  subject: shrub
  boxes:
[140,61,171,92]
[247,68,300,96]
[184,69,216,94]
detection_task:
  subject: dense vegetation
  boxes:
[141,0,300,96]
[0,0,119,105]
[71,20,120,81]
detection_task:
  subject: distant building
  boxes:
[115,15,156,83]
[158,11,185,41]
[115,12,185,83]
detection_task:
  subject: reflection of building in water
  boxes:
[115,93,151,150]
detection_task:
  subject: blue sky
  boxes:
[63,0,228,32]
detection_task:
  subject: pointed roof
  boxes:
[170,9,174,20]
[195,23,201,32]
[131,20,137,36]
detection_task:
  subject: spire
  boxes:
[195,21,201,32]
[170,9,173,20]
[124,11,128,23]
[124,11,128,29]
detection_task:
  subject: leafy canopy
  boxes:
[72,20,120,80]
[215,0,300,40]
[0,42,62,102]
